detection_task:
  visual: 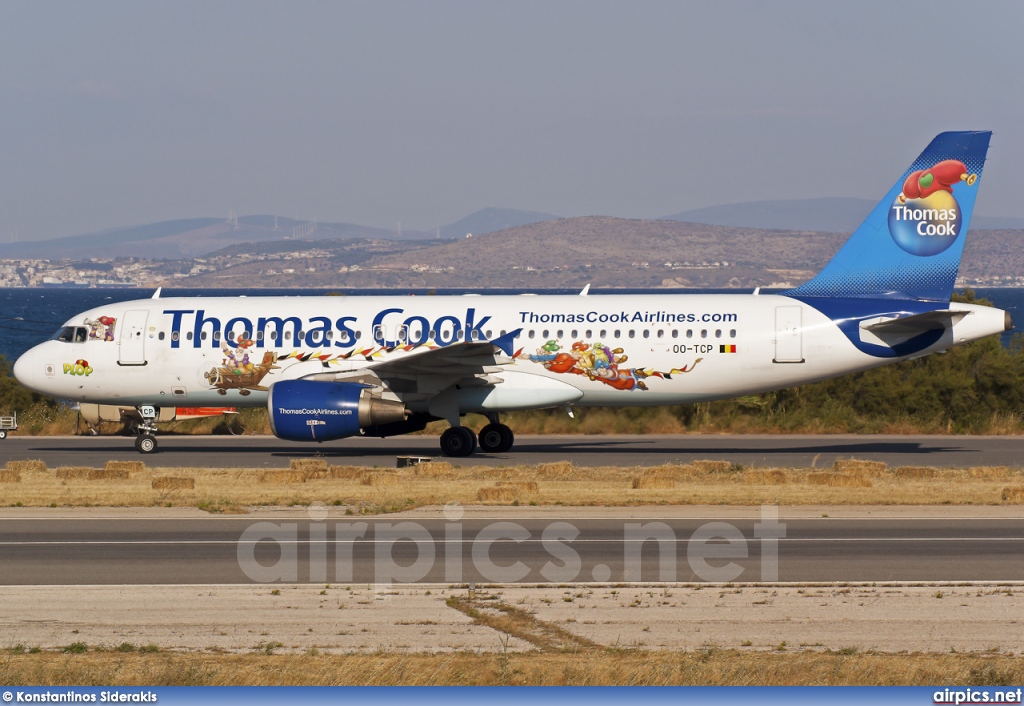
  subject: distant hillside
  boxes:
[0,207,561,260]
[151,216,1024,289]
[0,216,407,260]
[663,197,1024,233]
[438,207,560,239]
[183,217,848,289]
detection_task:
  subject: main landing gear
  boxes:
[478,420,514,454]
[439,415,515,457]
[440,426,476,457]
[133,405,159,454]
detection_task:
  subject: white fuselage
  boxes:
[13,293,1008,412]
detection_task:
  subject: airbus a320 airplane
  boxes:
[14,132,1010,456]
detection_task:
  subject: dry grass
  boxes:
[834,459,887,476]
[894,466,940,479]
[88,468,129,481]
[496,481,539,493]
[329,466,364,480]
[105,460,145,474]
[1,650,1022,686]
[6,459,46,473]
[2,457,1024,509]
[744,469,788,485]
[413,461,455,478]
[152,477,195,490]
[1001,487,1024,502]
[806,472,873,488]
[257,470,307,484]
[691,459,733,473]
[289,459,328,473]
[0,470,21,483]
[537,461,575,479]
[631,476,676,489]
[971,466,1011,480]
[447,595,601,653]
[477,486,520,503]
[55,467,92,480]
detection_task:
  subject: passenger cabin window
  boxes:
[730,329,737,338]
[642,330,650,339]
[158,332,165,341]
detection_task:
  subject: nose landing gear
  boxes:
[133,405,159,454]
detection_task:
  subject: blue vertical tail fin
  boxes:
[788,131,991,302]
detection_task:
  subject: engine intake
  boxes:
[267,380,407,442]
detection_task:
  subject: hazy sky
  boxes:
[3,1,1024,241]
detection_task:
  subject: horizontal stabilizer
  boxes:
[860,310,967,334]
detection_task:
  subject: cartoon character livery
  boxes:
[14,132,1011,456]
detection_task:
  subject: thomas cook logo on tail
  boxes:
[887,159,978,256]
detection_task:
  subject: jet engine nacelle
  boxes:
[267,380,407,442]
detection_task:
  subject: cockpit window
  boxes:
[51,326,89,343]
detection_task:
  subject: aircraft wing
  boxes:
[298,328,523,396]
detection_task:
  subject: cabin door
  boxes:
[118,310,149,366]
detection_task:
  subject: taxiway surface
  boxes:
[2,433,1024,469]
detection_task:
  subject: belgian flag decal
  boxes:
[720,344,737,353]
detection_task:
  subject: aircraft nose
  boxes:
[13,350,38,391]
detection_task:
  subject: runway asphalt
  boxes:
[2,515,1022,585]
[2,433,1024,468]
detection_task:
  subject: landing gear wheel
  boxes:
[135,434,158,454]
[440,426,477,457]
[478,423,514,453]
